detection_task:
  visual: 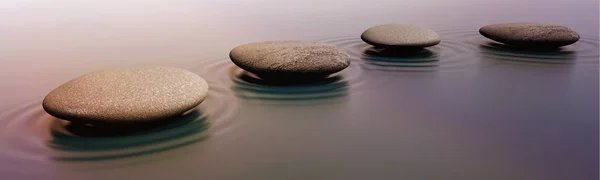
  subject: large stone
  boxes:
[479,23,580,48]
[229,41,350,80]
[42,67,208,125]
[361,24,441,48]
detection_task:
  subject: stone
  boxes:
[42,67,208,125]
[229,41,350,80]
[361,24,441,48]
[479,23,580,48]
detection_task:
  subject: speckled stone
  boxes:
[42,67,208,125]
[361,24,441,48]
[229,41,350,79]
[479,23,580,48]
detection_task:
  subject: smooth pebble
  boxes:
[479,23,580,48]
[43,67,209,125]
[229,41,350,80]
[361,24,441,48]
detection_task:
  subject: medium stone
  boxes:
[42,67,208,125]
[361,24,441,48]
[479,23,580,48]
[229,41,350,80]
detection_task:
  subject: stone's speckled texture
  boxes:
[229,41,350,79]
[42,67,208,125]
[479,23,580,48]
[361,24,441,48]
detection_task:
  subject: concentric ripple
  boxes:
[190,57,390,105]
[0,79,239,170]
[445,30,600,65]
[1,31,596,173]
[320,35,477,72]
[321,31,599,71]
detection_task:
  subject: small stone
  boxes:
[229,41,350,80]
[479,23,580,48]
[42,67,208,125]
[361,24,441,48]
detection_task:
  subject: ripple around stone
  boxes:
[230,67,350,105]
[320,36,478,73]
[478,42,577,64]
[0,81,239,167]
[190,57,389,105]
[49,110,209,153]
[446,30,599,65]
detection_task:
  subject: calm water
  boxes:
[0,0,598,179]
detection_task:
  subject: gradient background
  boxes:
[0,0,598,180]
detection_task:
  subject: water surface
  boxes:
[0,0,598,180]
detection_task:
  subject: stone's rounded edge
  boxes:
[479,23,522,46]
[229,41,351,79]
[41,75,90,123]
[421,33,442,47]
[479,25,505,43]
[177,67,210,105]
[229,43,263,76]
[42,93,69,121]
[41,67,210,125]
[479,23,581,48]
[196,73,210,103]
[360,24,441,48]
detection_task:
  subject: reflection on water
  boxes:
[56,110,205,137]
[364,47,438,59]
[192,57,389,105]
[0,0,598,179]
[479,42,577,64]
[49,110,209,161]
[453,31,600,66]
[0,88,237,166]
[0,31,595,178]
[361,47,440,70]
[237,71,346,86]
[323,35,478,73]
[0,25,597,180]
[231,67,350,104]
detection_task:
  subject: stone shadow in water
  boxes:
[238,72,344,86]
[364,47,437,59]
[60,110,205,137]
[231,71,349,102]
[358,47,441,71]
[49,109,209,154]
[479,42,576,63]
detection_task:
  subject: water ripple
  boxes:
[320,35,478,72]
[191,58,388,105]
[445,30,599,65]
[0,73,239,170]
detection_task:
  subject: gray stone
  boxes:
[479,23,580,48]
[229,41,350,80]
[42,67,208,125]
[361,24,441,48]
